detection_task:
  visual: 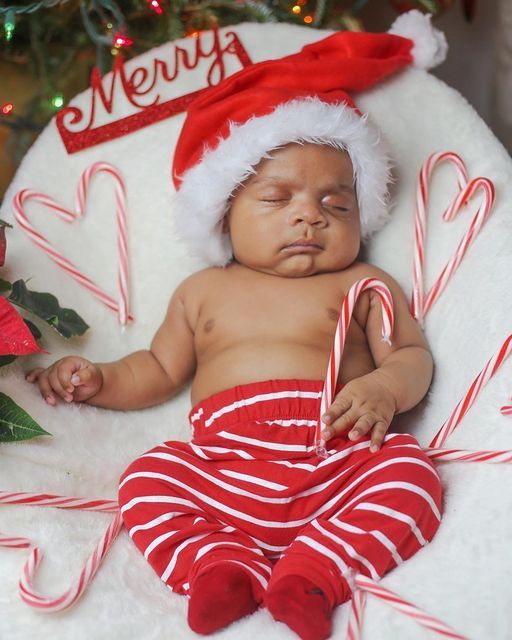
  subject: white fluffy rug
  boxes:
[1,22,512,640]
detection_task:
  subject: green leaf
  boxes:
[0,278,12,293]
[8,280,89,339]
[0,393,52,442]
[0,219,13,229]
[24,318,42,341]
[0,355,17,367]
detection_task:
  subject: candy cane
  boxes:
[412,152,469,325]
[500,404,512,416]
[316,278,394,457]
[422,177,495,317]
[430,334,512,448]
[355,575,467,639]
[13,162,131,326]
[426,448,512,464]
[0,491,119,511]
[346,589,366,640]
[0,491,123,612]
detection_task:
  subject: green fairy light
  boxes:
[4,10,15,42]
[51,93,64,109]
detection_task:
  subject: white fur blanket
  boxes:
[1,22,512,640]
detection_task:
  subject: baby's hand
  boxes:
[26,357,103,406]
[321,373,397,453]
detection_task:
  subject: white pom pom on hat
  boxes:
[172,11,447,267]
[389,9,448,70]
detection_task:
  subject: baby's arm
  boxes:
[322,266,433,452]
[26,280,197,411]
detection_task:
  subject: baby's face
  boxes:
[225,143,361,278]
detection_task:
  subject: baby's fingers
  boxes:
[322,405,357,441]
[369,421,388,453]
[349,416,388,453]
[322,396,352,426]
[25,368,44,383]
[31,371,58,406]
[47,369,74,403]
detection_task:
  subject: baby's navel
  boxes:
[327,308,340,322]
[203,318,215,333]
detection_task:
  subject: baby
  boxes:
[26,22,445,640]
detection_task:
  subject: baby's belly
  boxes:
[191,342,375,406]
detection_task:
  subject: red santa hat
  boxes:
[172,10,447,266]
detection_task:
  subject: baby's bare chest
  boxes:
[194,273,369,352]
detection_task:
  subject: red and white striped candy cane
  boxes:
[0,491,123,612]
[354,575,467,639]
[412,151,469,325]
[422,177,495,318]
[316,278,394,457]
[430,334,512,448]
[426,447,512,464]
[346,589,367,640]
[500,404,512,416]
[13,162,131,326]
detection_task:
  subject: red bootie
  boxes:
[188,563,259,634]
[265,575,334,640]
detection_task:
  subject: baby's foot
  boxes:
[265,575,333,640]
[187,563,258,634]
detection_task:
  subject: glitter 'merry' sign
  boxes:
[56,29,252,154]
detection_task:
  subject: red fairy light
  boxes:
[148,0,163,15]
[113,33,134,48]
[1,103,13,115]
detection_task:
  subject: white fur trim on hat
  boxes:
[389,9,448,70]
[173,98,391,267]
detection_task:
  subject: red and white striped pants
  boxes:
[118,379,442,605]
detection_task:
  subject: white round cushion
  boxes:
[1,22,511,640]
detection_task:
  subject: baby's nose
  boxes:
[289,198,327,226]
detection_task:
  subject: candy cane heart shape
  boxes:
[422,177,495,318]
[411,151,469,325]
[316,278,394,457]
[13,162,131,326]
[354,575,468,640]
[346,589,367,640]
[0,491,123,612]
[426,447,512,464]
[430,334,512,448]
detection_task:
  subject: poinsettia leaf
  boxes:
[0,297,41,356]
[0,392,51,442]
[0,355,17,367]
[8,280,89,339]
[24,319,42,341]
[0,278,12,293]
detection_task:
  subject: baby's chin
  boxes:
[253,255,354,278]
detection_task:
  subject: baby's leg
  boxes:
[118,444,272,634]
[265,434,442,640]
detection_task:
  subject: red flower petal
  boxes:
[0,297,41,356]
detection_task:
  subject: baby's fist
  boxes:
[26,356,103,405]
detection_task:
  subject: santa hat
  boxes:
[172,10,447,267]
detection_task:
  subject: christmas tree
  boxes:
[0,0,474,184]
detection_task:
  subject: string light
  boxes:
[3,9,15,41]
[291,5,301,14]
[113,33,134,48]
[147,0,163,15]
[51,93,64,110]
[303,14,313,23]
[1,103,14,115]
